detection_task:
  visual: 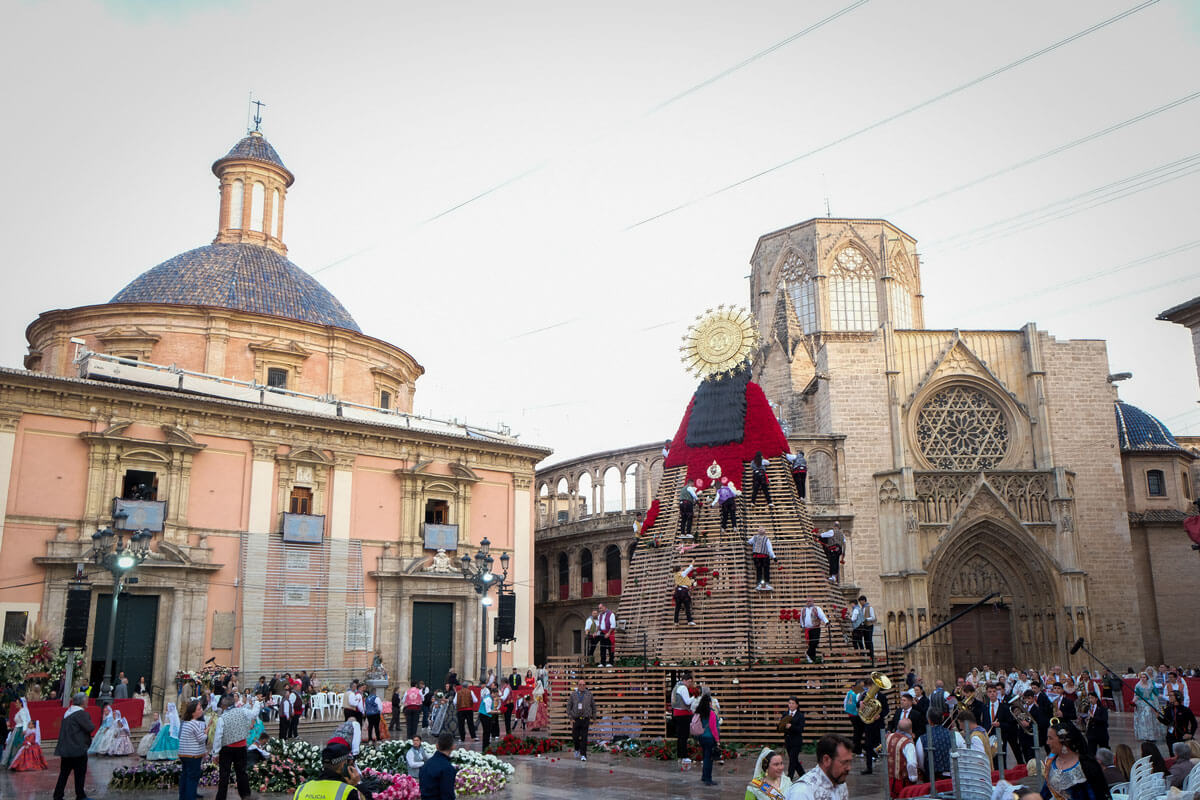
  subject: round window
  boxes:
[915,386,1010,470]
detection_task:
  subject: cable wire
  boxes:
[626,0,1164,229]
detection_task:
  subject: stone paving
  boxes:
[2,712,1145,800]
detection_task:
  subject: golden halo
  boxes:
[679,305,758,380]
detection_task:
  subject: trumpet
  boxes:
[941,688,967,728]
[858,672,892,724]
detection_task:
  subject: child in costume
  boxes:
[105,709,135,756]
[8,720,47,771]
[137,712,161,756]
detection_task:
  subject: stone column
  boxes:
[330,454,355,540]
[0,411,19,551]
[512,476,533,668]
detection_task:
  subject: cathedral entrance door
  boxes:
[411,602,453,688]
[90,593,159,693]
[950,603,1013,679]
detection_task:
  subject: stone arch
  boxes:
[579,548,594,597]
[535,554,549,603]
[556,552,569,600]
[926,518,1063,678]
[806,448,835,503]
[576,472,593,517]
[601,466,622,513]
[907,376,1026,472]
[557,612,585,656]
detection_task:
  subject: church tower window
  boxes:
[829,246,878,331]
[916,385,1010,470]
[271,189,280,238]
[229,180,244,229]
[1146,469,1166,497]
[781,252,818,333]
[250,182,265,232]
[888,281,914,328]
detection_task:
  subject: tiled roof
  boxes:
[1128,509,1189,525]
[1114,400,1183,453]
[216,133,287,171]
[111,243,360,331]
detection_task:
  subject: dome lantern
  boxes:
[211,130,294,256]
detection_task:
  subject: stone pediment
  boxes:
[247,338,311,359]
[96,326,160,347]
[903,333,1027,416]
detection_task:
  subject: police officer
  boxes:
[291,739,362,800]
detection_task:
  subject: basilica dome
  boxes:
[1114,400,1183,452]
[110,243,361,332]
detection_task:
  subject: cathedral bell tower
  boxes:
[211,130,295,256]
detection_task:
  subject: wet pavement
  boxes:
[2,712,1145,799]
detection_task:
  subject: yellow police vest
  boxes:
[292,779,356,800]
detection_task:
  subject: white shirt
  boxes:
[598,610,616,634]
[851,604,875,626]
[802,605,828,629]
[786,765,849,800]
[1164,680,1190,706]
[894,735,918,782]
[674,684,694,708]
[406,745,426,775]
[915,732,966,775]
[584,616,599,635]
[966,728,988,755]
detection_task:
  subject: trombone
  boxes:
[940,687,967,728]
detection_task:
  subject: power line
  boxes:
[625,0,1164,230]
[958,239,1200,315]
[924,153,1200,250]
[886,89,1200,216]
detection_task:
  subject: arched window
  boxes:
[250,182,266,232]
[1146,469,1166,497]
[829,245,878,331]
[556,477,569,523]
[782,251,818,333]
[535,555,548,603]
[580,549,593,598]
[602,466,622,513]
[538,483,550,524]
[271,189,280,238]
[888,252,915,328]
[229,180,244,229]
[557,553,569,600]
[577,472,593,517]
[605,545,622,595]
[624,463,640,511]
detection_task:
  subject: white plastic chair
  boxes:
[1183,761,1200,794]
[949,747,994,800]
[1110,781,1130,799]
[271,695,282,721]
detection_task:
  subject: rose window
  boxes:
[916,386,1010,470]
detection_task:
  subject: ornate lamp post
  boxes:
[90,512,153,703]
[460,537,511,683]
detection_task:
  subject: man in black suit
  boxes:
[981,683,1019,768]
[889,693,927,739]
[779,696,806,780]
[862,689,889,775]
[967,685,986,725]
[1029,684,1054,756]
[1015,691,1038,764]
[1084,691,1109,755]
[912,684,930,722]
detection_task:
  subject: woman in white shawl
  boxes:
[744,748,791,800]
[105,709,135,756]
[87,705,115,755]
[2,698,32,768]
[1132,670,1166,743]
[146,702,181,760]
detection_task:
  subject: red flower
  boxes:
[705,590,711,597]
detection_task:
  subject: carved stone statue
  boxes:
[427,548,455,574]
[365,650,388,689]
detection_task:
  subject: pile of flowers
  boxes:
[449,747,515,778]
[592,738,743,761]
[109,760,218,790]
[456,765,508,795]
[360,768,419,800]
[0,638,86,692]
[358,739,427,773]
[245,738,322,794]
[485,734,565,756]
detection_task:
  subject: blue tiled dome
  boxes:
[215,133,288,172]
[1114,400,1182,452]
[111,243,361,332]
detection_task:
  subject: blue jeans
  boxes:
[700,734,716,783]
[179,756,203,800]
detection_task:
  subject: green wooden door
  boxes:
[410,602,453,688]
[91,594,159,694]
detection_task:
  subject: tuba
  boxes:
[1075,693,1091,717]
[1010,697,1032,727]
[858,672,892,724]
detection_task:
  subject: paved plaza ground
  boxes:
[3,713,1146,800]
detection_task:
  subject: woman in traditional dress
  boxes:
[146,702,181,761]
[105,710,135,756]
[87,705,115,755]
[8,720,46,771]
[137,713,161,757]
[1039,721,1110,800]
[1132,671,1166,743]
[2,699,32,768]
[528,681,550,731]
[745,748,791,800]
[246,694,265,748]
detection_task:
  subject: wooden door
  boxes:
[950,604,1014,678]
[410,602,454,688]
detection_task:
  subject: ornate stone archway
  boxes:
[924,519,1065,680]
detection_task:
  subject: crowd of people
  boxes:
[870,662,1198,799]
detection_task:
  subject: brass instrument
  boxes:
[1075,693,1090,717]
[941,687,967,728]
[857,672,892,724]
[1010,697,1032,727]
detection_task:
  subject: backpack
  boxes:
[404,687,423,710]
[689,712,704,736]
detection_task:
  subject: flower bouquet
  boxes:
[359,768,420,800]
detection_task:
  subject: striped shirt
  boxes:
[178,719,208,757]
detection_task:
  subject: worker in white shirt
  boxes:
[801,599,829,664]
[583,611,601,665]
[850,595,876,659]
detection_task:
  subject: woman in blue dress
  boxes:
[1040,721,1111,800]
[146,702,180,761]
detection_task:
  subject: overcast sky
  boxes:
[2,0,1198,467]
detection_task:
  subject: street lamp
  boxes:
[460,538,511,683]
[90,512,153,703]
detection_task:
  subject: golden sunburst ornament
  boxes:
[679,305,758,381]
